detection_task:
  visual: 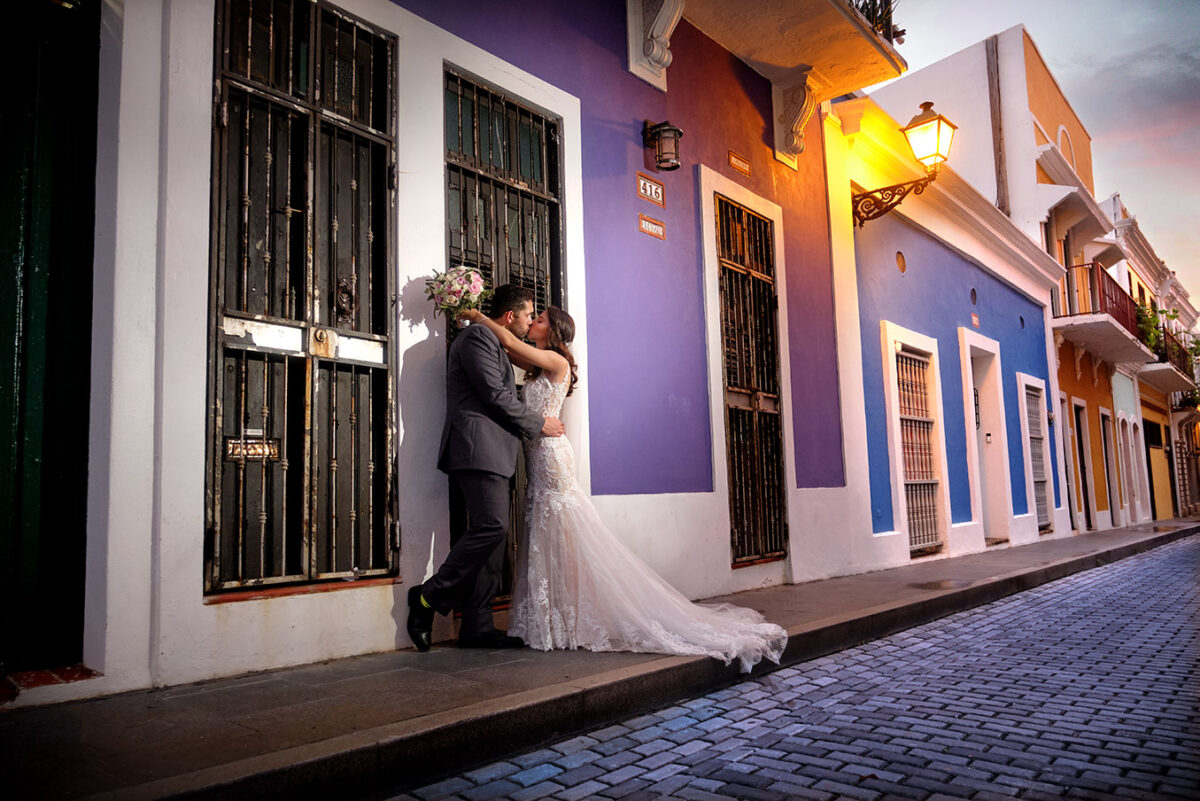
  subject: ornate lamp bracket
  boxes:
[626,0,685,91]
[851,173,936,227]
[772,68,816,169]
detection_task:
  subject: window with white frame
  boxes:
[1022,382,1051,530]
[897,346,941,552]
[882,321,948,555]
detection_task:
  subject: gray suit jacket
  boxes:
[437,323,545,477]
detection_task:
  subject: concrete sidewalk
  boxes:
[3,520,1196,800]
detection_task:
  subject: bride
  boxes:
[458,306,787,673]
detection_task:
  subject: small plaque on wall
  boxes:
[638,213,666,240]
[636,171,665,207]
[971,313,981,328]
[728,151,751,177]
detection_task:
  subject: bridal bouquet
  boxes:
[425,266,490,322]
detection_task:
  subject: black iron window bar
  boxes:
[443,69,565,598]
[206,0,397,592]
[715,195,788,565]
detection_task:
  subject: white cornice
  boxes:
[1114,216,1171,288]
[934,170,1066,290]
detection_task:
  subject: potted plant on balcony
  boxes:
[1137,303,1164,354]
[1175,390,1200,411]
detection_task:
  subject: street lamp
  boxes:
[852,102,957,227]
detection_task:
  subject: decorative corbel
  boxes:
[771,67,816,170]
[1054,331,1065,352]
[1092,358,1104,388]
[626,0,685,92]
[1074,346,1085,382]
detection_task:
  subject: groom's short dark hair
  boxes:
[489,283,534,318]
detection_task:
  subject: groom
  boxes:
[407,283,564,650]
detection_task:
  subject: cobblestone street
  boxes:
[390,536,1200,801]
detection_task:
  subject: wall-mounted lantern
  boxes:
[643,120,683,171]
[852,102,957,226]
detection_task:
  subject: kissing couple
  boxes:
[407,283,786,672]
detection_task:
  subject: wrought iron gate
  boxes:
[715,195,787,565]
[897,350,940,552]
[444,70,563,596]
[205,0,396,592]
[1025,386,1051,529]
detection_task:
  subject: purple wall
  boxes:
[392,0,844,492]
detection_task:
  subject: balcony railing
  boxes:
[1171,390,1200,412]
[1159,325,1194,378]
[1052,262,1141,340]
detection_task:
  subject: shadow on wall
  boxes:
[391,275,456,647]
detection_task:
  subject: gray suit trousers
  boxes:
[422,469,510,636]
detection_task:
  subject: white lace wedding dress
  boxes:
[508,373,788,673]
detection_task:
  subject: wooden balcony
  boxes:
[1051,263,1156,365]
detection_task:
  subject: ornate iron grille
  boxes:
[444,70,563,598]
[897,350,940,552]
[206,0,396,592]
[444,71,561,312]
[715,195,787,565]
[1025,387,1051,529]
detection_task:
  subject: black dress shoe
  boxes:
[457,631,525,649]
[407,586,434,652]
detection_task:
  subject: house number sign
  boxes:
[637,171,665,207]
[638,213,666,240]
[728,151,751,177]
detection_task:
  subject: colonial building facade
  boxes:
[6,3,1193,706]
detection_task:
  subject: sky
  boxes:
[869,0,1200,307]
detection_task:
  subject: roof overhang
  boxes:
[1139,362,1195,394]
[1036,144,1113,243]
[681,0,906,167]
[1052,314,1156,365]
[1084,238,1125,270]
[682,0,906,94]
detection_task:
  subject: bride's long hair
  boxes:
[527,306,579,396]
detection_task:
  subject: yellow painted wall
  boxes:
[1023,32,1095,194]
[1140,399,1174,520]
[1127,270,1154,308]
[1057,340,1113,516]
[1141,384,1168,409]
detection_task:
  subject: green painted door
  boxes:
[1,0,100,673]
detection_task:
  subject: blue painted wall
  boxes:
[856,213,1057,533]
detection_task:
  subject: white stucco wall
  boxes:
[870,41,997,208]
[27,0,598,703]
